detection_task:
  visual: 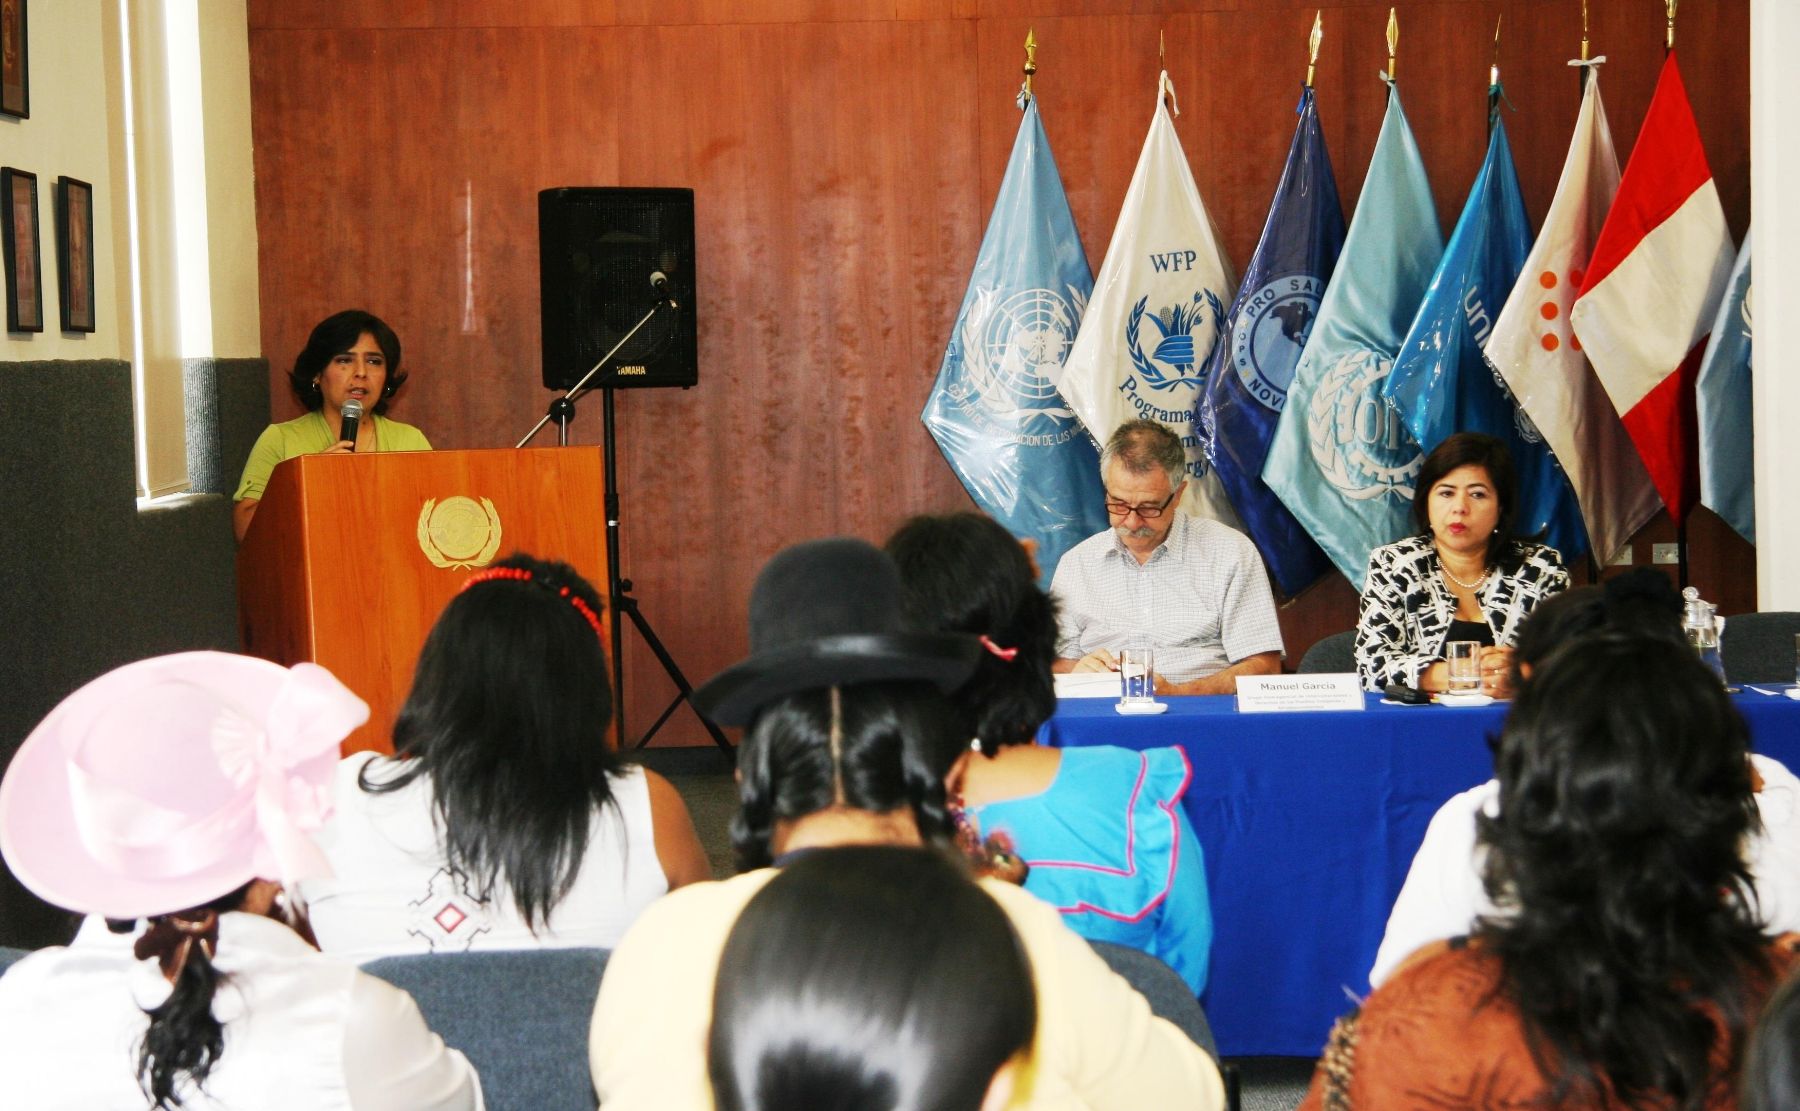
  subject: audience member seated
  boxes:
[234,309,433,541]
[1050,419,1282,694]
[1355,431,1569,694]
[1744,970,1800,1111]
[302,554,708,961]
[709,845,1035,1111]
[1370,570,1800,987]
[888,512,1213,994]
[0,652,480,1110]
[590,538,1224,1110]
[1301,633,1797,1110]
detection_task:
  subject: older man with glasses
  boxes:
[1050,419,1283,695]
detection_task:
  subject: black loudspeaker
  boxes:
[538,187,697,390]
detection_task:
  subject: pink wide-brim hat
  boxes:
[0,652,369,920]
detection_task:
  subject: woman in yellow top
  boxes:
[233,310,432,540]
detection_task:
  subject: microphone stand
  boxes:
[518,300,733,755]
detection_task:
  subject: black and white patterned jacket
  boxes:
[1354,534,1570,691]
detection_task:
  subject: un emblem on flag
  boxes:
[1232,276,1323,412]
[960,286,1086,425]
[1307,349,1422,501]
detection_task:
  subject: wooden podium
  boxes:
[237,447,609,755]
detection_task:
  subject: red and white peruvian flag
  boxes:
[1570,52,1734,525]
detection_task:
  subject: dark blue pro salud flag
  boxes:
[922,96,1107,589]
[1196,86,1346,596]
[1385,109,1589,559]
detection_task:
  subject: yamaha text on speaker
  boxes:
[539,187,697,390]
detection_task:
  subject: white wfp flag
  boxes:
[1059,72,1239,525]
[1485,65,1658,565]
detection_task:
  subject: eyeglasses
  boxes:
[1104,492,1177,520]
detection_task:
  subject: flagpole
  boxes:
[1020,27,1037,105]
[1666,0,1687,587]
[1386,7,1398,86]
[1488,14,1502,139]
[1306,10,1322,89]
[1574,2,1605,587]
[1579,0,1591,94]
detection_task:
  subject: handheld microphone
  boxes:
[649,271,678,308]
[339,399,364,451]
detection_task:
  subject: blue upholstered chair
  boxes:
[1722,611,1800,686]
[1089,940,1238,1110]
[1297,630,1357,674]
[1088,939,1216,1056]
[362,947,608,1111]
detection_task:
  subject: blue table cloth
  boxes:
[1042,689,1800,1057]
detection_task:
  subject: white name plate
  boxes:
[1234,674,1365,714]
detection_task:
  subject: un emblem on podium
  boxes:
[417,496,503,570]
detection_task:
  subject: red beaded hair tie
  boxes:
[979,635,1018,662]
[460,566,606,641]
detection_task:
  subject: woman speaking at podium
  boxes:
[233,310,432,541]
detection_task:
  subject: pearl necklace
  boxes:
[1438,556,1489,592]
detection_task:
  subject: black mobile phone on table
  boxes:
[1383,683,1432,705]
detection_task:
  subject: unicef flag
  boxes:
[922,97,1108,589]
[1059,72,1239,526]
[1196,86,1345,596]
[1385,115,1589,560]
[1697,237,1753,543]
[1264,80,1442,590]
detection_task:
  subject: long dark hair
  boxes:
[363,553,624,928]
[1476,633,1771,1108]
[1410,431,1523,571]
[709,846,1036,1111]
[731,682,955,871]
[886,513,1058,757]
[287,309,406,414]
[1511,567,1685,686]
[105,883,252,1109]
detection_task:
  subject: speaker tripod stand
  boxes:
[519,301,733,755]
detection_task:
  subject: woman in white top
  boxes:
[0,651,481,1110]
[1370,570,1800,987]
[303,554,709,959]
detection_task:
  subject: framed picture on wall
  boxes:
[2,166,41,333]
[0,0,25,120]
[55,177,94,332]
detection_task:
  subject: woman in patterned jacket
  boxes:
[1354,432,1568,694]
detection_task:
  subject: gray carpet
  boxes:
[659,764,1315,1111]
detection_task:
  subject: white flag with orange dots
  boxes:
[1485,66,1658,566]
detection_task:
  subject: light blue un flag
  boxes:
[1264,81,1442,590]
[1197,87,1346,597]
[1697,236,1753,543]
[1385,113,1589,560]
[922,97,1107,589]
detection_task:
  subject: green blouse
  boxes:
[233,411,433,501]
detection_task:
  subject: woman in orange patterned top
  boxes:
[1300,632,1796,1111]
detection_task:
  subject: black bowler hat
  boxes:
[693,538,981,726]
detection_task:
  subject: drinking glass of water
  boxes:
[1445,640,1482,695]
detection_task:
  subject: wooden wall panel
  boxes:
[248,1,1751,745]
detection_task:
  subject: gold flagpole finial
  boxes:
[1386,7,1399,81]
[1490,13,1502,88]
[1022,28,1038,100]
[1306,11,1323,89]
[1159,29,1166,71]
[1581,0,1590,62]
[1665,0,1678,52]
